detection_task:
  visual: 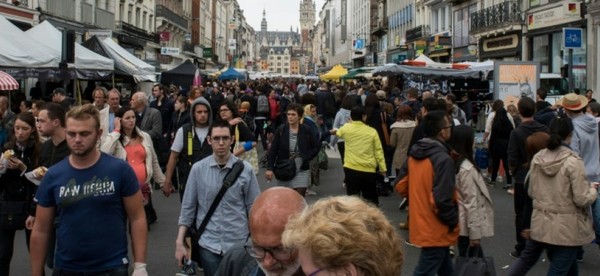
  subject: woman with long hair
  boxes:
[266,103,319,197]
[218,101,258,173]
[528,116,599,275]
[390,105,416,176]
[0,112,41,275]
[450,125,494,258]
[483,100,515,189]
[101,106,165,226]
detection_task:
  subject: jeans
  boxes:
[513,182,527,254]
[0,228,32,275]
[51,265,128,276]
[199,246,223,276]
[591,191,600,243]
[343,168,378,206]
[544,243,580,276]
[413,246,455,276]
[507,239,544,276]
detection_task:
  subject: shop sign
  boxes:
[429,35,452,47]
[159,32,170,42]
[453,46,478,62]
[527,2,581,31]
[203,48,213,58]
[160,47,180,56]
[87,29,112,40]
[483,34,519,52]
[406,26,425,42]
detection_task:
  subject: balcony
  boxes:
[47,0,76,20]
[156,4,188,31]
[372,17,388,37]
[115,21,157,43]
[471,1,521,34]
[95,8,115,30]
[81,3,93,25]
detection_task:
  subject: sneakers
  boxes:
[509,250,520,259]
[176,259,198,276]
[449,246,455,258]
[398,198,408,210]
[306,189,317,196]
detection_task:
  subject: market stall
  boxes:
[320,64,348,81]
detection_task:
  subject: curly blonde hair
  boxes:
[282,196,403,274]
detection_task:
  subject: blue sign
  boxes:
[563,28,583,49]
[354,39,364,49]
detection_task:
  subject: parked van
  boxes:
[540,73,568,96]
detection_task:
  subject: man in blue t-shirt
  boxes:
[30,104,148,276]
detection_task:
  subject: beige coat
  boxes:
[457,159,494,240]
[100,128,166,186]
[528,146,598,246]
[389,120,416,170]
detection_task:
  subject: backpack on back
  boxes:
[257,95,270,114]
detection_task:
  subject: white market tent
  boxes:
[101,37,156,82]
[24,21,114,79]
[0,15,58,69]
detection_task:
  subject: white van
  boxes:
[540,73,568,96]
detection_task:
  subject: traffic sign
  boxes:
[563,28,582,49]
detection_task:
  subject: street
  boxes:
[9,148,600,275]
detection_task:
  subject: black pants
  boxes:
[513,182,526,254]
[490,141,512,185]
[52,265,128,276]
[254,119,268,151]
[0,228,32,275]
[344,168,378,206]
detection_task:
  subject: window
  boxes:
[142,12,147,29]
[136,8,141,27]
[277,56,281,60]
[128,5,133,24]
[119,3,124,21]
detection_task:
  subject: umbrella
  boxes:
[0,70,18,91]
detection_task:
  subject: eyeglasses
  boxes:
[244,238,293,261]
[307,268,324,276]
[210,136,231,143]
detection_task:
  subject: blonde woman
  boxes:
[282,196,403,275]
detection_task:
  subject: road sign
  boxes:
[228,39,236,50]
[563,28,583,49]
[161,47,180,56]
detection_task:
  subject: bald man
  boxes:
[216,187,306,276]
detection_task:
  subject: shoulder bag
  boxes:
[273,128,299,181]
[193,160,245,239]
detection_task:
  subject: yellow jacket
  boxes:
[336,121,386,173]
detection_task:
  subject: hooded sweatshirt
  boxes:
[396,138,459,247]
[570,113,600,182]
[507,120,549,183]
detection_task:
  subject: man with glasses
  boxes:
[396,110,459,275]
[175,120,260,276]
[216,187,305,276]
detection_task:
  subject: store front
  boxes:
[478,31,522,61]
[427,34,451,63]
[526,2,586,91]
[405,25,428,59]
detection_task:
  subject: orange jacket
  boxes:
[396,138,459,247]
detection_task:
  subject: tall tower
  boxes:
[299,0,315,43]
[261,9,267,33]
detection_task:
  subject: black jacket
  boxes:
[39,139,70,168]
[0,143,37,216]
[267,124,319,171]
[177,123,213,187]
[507,120,549,183]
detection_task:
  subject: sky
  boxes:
[238,0,325,33]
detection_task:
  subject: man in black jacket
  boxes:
[507,97,549,258]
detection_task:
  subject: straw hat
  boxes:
[557,93,588,111]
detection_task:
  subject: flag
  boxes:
[193,68,202,86]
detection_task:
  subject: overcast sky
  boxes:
[238,0,325,33]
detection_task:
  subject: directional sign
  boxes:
[563,28,583,49]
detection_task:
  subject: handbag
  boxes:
[235,124,259,175]
[274,131,299,181]
[0,201,28,230]
[455,247,496,276]
[318,144,328,170]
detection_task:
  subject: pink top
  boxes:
[125,142,147,185]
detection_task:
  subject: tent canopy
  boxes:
[25,21,113,79]
[0,70,19,90]
[0,15,58,69]
[320,65,348,80]
[82,36,155,82]
[160,60,204,88]
[373,64,487,78]
[218,67,245,80]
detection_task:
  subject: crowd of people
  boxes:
[0,76,599,275]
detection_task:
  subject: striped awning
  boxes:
[0,70,18,91]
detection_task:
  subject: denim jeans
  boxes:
[591,191,600,243]
[199,246,223,276]
[51,265,128,276]
[413,246,455,276]
[544,244,580,276]
[506,239,544,276]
